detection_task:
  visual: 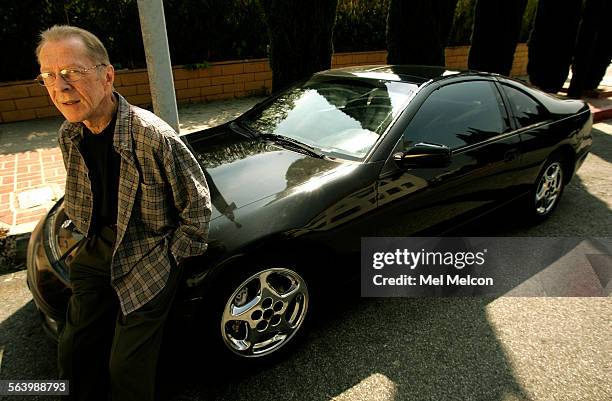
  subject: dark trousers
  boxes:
[58,225,180,401]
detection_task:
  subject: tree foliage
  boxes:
[520,0,538,44]
[527,0,583,93]
[448,0,536,47]
[334,0,389,52]
[568,0,612,97]
[448,0,476,46]
[260,0,338,93]
[386,0,458,66]
[468,0,528,75]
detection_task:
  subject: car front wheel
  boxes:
[219,266,309,359]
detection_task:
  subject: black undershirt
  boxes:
[80,112,120,234]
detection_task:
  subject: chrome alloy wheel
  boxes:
[535,161,563,215]
[221,268,309,357]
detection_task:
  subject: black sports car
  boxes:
[27,65,592,361]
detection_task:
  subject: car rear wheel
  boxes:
[529,155,566,221]
[211,264,310,361]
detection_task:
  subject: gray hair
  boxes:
[36,25,110,65]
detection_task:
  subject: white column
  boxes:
[136,0,180,133]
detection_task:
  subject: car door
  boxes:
[375,79,523,236]
[497,82,556,190]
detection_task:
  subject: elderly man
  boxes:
[36,25,211,401]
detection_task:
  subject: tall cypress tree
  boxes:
[468,0,528,75]
[261,0,338,93]
[568,0,612,97]
[386,0,458,66]
[527,0,583,93]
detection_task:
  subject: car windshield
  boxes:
[241,77,417,160]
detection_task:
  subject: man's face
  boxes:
[38,37,114,124]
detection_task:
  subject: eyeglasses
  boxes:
[35,64,107,87]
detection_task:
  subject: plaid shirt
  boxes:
[58,93,211,315]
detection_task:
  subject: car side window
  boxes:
[502,84,549,128]
[403,81,509,150]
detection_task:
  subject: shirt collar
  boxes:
[113,92,132,152]
[63,92,131,151]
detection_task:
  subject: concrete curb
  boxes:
[591,104,612,122]
[14,233,30,261]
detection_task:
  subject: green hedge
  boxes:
[0,0,269,82]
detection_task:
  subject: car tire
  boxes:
[200,260,311,365]
[528,153,566,222]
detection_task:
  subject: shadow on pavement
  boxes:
[0,116,63,155]
[159,293,531,401]
[0,300,57,382]
[449,176,611,238]
[589,126,612,165]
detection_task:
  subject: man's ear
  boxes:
[105,64,115,87]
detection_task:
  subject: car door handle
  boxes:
[504,150,519,162]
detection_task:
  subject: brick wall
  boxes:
[442,43,528,75]
[510,43,528,77]
[115,58,273,109]
[0,44,529,124]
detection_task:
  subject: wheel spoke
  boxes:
[274,315,294,332]
[259,270,283,298]
[245,322,263,345]
[279,280,301,300]
[551,165,560,178]
[279,285,305,311]
[252,333,287,354]
[284,291,308,327]
[535,183,547,202]
[227,293,260,318]
[547,165,561,184]
[546,165,562,199]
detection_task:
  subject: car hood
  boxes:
[186,125,355,221]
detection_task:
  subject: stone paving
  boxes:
[0,97,263,235]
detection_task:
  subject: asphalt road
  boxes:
[0,121,611,401]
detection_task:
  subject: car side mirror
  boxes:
[393,142,451,169]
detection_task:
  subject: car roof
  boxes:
[318,65,488,86]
